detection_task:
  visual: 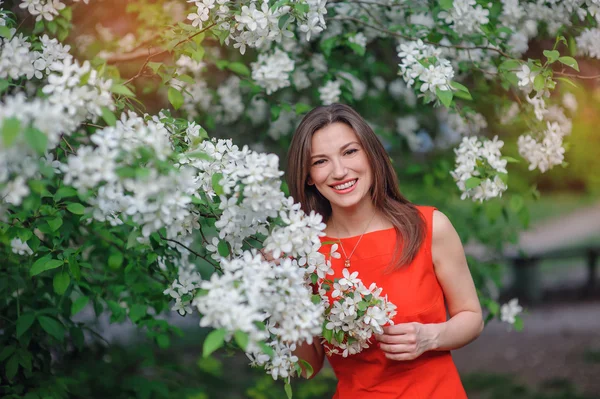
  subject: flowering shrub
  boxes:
[1,0,599,396]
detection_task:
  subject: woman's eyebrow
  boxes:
[310,141,360,158]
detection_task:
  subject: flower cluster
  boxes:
[61,112,200,240]
[451,136,508,202]
[576,28,600,59]
[19,0,89,22]
[517,121,567,173]
[187,0,327,55]
[500,298,523,325]
[251,49,295,94]
[319,79,342,105]
[438,0,490,36]
[319,262,397,357]
[397,40,455,102]
[0,29,112,210]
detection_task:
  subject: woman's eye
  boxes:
[344,149,358,155]
[313,159,326,165]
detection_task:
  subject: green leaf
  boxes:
[148,62,163,73]
[0,25,12,39]
[156,334,170,349]
[501,156,520,163]
[202,328,227,358]
[513,316,524,331]
[211,173,224,195]
[278,13,291,30]
[453,90,472,101]
[533,74,545,92]
[54,187,78,201]
[234,330,249,350]
[71,296,89,316]
[322,326,333,343]
[347,42,365,56]
[295,103,312,114]
[319,36,338,57]
[66,203,85,215]
[101,106,117,126]
[2,117,21,147]
[108,251,124,269]
[6,354,19,380]
[47,216,63,232]
[556,77,578,88]
[38,316,65,341]
[449,81,469,93]
[16,314,36,338]
[558,56,579,72]
[111,83,135,97]
[465,177,482,190]
[310,273,318,285]
[217,240,229,257]
[298,359,314,378]
[30,257,63,276]
[284,382,293,399]
[0,79,10,94]
[435,87,453,108]
[53,272,70,295]
[24,127,48,155]
[129,304,146,323]
[498,59,521,71]
[0,346,15,362]
[168,87,185,110]
[258,341,274,358]
[228,62,250,77]
[543,49,560,63]
[439,0,453,10]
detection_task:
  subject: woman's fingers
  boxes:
[378,343,416,354]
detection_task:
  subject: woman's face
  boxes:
[308,122,373,212]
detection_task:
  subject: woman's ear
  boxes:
[307,175,314,186]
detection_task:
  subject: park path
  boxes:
[465,200,600,259]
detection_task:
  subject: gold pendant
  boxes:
[344,259,351,268]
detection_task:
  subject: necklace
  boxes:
[334,212,376,268]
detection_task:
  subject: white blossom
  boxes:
[500,298,523,325]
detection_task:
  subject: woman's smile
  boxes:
[330,178,358,194]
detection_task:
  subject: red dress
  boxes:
[318,206,467,399]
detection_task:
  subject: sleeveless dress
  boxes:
[318,206,467,399]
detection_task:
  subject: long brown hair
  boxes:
[286,103,426,269]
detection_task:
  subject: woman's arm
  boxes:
[377,210,483,360]
[427,209,484,350]
[294,339,325,379]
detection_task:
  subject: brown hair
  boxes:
[286,103,426,269]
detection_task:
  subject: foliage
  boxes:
[3,0,600,396]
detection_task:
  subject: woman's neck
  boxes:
[327,200,383,238]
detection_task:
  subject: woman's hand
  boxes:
[376,322,442,361]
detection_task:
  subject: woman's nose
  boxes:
[331,159,347,179]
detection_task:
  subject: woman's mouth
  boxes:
[331,178,358,193]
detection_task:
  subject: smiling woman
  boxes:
[286,104,483,398]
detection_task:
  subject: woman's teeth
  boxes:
[333,179,357,190]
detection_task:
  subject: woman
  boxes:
[286,104,483,398]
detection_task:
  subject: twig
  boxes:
[328,0,410,7]
[61,136,76,154]
[329,16,515,59]
[121,22,218,86]
[158,233,223,273]
[554,70,600,80]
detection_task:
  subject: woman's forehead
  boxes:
[310,123,359,153]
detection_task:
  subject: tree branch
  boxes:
[554,70,600,80]
[329,16,514,59]
[115,22,219,86]
[158,233,223,273]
